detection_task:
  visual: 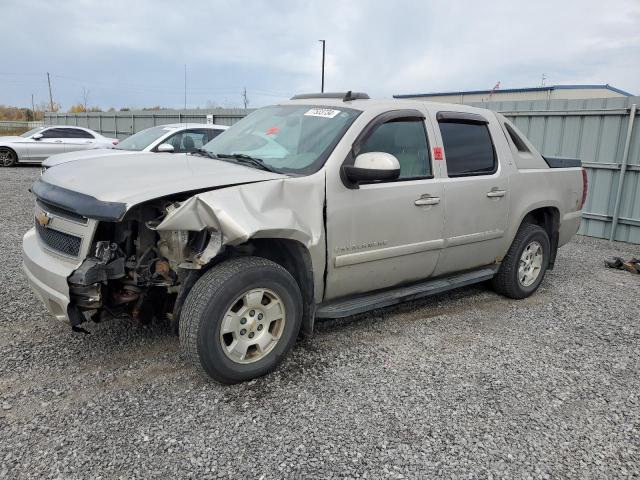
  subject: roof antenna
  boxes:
[343,91,354,102]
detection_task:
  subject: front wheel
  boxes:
[180,257,302,384]
[492,223,550,299]
[0,148,17,167]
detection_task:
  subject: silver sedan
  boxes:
[0,126,118,167]
[42,123,229,170]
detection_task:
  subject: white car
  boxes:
[0,126,118,167]
[42,123,229,170]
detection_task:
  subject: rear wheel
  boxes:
[180,257,302,384]
[0,148,17,167]
[492,223,550,299]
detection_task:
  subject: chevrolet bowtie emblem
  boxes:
[37,211,51,227]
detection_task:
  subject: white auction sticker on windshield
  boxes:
[304,108,341,118]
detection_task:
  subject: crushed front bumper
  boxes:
[22,227,78,323]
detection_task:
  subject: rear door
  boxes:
[61,128,97,153]
[324,109,445,300]
[431,111,509,276]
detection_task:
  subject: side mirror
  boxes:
[343,152,400,185]
[157,143,175,153]
[32,133,43,140]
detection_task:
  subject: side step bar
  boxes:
[315,267,497,319]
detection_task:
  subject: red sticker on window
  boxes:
[265,127,279,136]
[433,146,443,160]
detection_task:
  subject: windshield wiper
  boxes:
[216,153,279,173]
[191,148,219,159]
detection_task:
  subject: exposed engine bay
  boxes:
[67,200,214,329]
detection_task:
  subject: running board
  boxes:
[315,267,497,319]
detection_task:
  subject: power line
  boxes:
[0,72,44,76]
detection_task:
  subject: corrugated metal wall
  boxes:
[45,99,640,243]
[44,108,253,140]
[470,96,640,244]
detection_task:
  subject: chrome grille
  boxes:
[35,220,82,257]
[36,200,87,224]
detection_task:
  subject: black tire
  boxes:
[180,256,302,384]
[0,148,17,167]
[492,223,550,299]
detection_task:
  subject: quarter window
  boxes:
[360,119,431,179]
[504,123,529,153]
[438,121,496,177]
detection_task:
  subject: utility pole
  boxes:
[319,40,325,92]
[242,87,249,109]
[81,87,89,111]
[31,93,35,117]
[184,64,187,109]
[46,72,54,112]
[541,73,547,87]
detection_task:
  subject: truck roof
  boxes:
[281,92,494,116]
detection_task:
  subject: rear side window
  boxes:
[438,121,496,177]
[360,119,431,179]
[60,128,94,139]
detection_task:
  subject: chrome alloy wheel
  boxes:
[219,288,286,364]
[518,241,543,287]
[0,149,15,167]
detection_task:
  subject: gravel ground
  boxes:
[1,166,639,479]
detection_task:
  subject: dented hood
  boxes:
[39,152,285,206]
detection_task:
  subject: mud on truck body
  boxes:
[23,92,586,383]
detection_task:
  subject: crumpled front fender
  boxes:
[155,175,326,300]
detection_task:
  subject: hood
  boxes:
[43,148,125,167]
[38,152,285,209]
[0,136,26,144]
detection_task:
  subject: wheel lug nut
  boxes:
[258,313,263,320]
[257,324,263,331]
[248,332,255,338]
[240,329,246,335]
[250,310,255,316]
[240,318,247,324]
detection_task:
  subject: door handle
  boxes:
[415,195,441,206]
[54,140,63,143]
[486,189,506,198]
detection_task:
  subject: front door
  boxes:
[325,111,445,300]
[26,127,67,161]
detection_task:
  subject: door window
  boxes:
[165,130,211,152]
[205,128,224,142]
[360,119,431,179]
[41,128,67,139]
[61,128,94,139]
[438,120,496,177]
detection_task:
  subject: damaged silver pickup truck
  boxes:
[23,92,586,383]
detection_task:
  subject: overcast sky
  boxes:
[2,0,639,110]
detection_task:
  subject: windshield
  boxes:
[116,126,176,151]
[20,127,45,138]
[201,105,360,174]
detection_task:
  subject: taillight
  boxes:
[579,168,588,209]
